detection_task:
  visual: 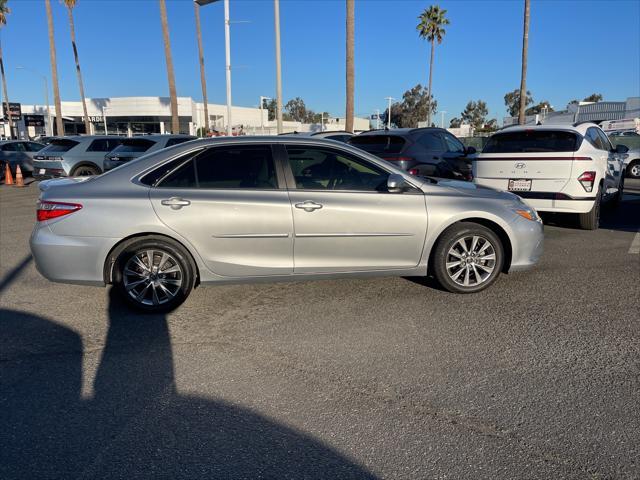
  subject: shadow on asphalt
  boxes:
[0,288,377,479]
[0,255,32,296]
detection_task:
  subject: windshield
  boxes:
[483,131,581,153]
[110,138,156,154]
[39,139,80,153]
[349,135,406,154]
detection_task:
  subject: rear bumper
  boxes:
[519,197,595,214]
[32,160,68,179]
[30,224,116,286]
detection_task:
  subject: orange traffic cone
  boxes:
[14,165,26,187]
[3,162,14,185]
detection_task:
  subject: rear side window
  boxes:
[111,138,156,153]
[1,143,24,152]
[39,139,80,153]
[483,131,581,153]
[25,142,45,152]
[87,138,122,152]
[165,137,194,147]
[157,145,277,189]
[349,135,406,154]
[416,132,443,151]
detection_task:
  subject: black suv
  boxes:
[348,127,476,180]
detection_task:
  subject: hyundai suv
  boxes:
[473,123,627,229]
[103,134,196,171]
[348,127,476,180]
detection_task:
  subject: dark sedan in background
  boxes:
[0,140,45,179]
[103,134,196,171]
[349,127,476,180]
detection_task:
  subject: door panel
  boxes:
[289,191,427,273]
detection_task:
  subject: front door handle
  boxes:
[295,200,323,212]
[161,197,191,210]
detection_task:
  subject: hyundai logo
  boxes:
[515,162,526,169]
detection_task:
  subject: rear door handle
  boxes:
[295,200,323,212]
[161,197,191,210]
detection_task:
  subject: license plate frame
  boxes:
[508,179,532,192]
[39,168,46,175]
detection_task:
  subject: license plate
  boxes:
[508,179,532,192]
[39,169,46,175]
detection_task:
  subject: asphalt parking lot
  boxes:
[1,179,639,479]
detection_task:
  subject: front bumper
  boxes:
[508,214,544,272]
[30,223,117,286]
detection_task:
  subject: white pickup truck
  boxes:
[473,123,627,230]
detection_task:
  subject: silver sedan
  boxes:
[30,137,543,312]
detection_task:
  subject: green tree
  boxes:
[63,0,90,134]
[449,117,462,128]
[504,88,533,117]
[417,5,449,127]
[382,84,437,128]
[0,0,13,138]
[158,0,179,133]
[460,100,489,128]
[45,0,64,136]
[525,100,554,115]
[583,93,603,103]
[345,0,354,132]
[284,97,309,122]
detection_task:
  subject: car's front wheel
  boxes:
[627,160,640,179]
[432,222,504,294]
[113,237,195,313]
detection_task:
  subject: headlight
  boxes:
[512,205,539,222]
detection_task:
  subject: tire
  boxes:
[71,164,101,177]
[610,173,624,207]
[112,237,195,313]
[431,222,504,294]
[578,187,601,230]
[627,160,640,179]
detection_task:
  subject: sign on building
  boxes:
[2,102,21,121]
[24,114,45,127]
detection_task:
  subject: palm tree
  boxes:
[345,0,354,133]
[518,0,530,124]
[0,0,14,139]
[158,0,179,134]
[417,5,449,126]
[193,1,209,136]
[63,0,90,134]
[45,0,64,136]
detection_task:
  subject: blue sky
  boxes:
[2,0,639,125]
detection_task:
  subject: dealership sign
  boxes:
[2,102,21,121]
[24,114,45,127]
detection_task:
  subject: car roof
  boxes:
[498,123,599,135]
[310,131,354,136]
[356,127,447,137]
[123,134,195,141]
[58,135,125,142]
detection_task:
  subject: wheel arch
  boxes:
[103,232,200,287]
[428,217,513,274]
[70,161,103,176]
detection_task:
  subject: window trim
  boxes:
[148,143,286,191]
[279,143,422,194]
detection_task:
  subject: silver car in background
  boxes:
[103,134,196,171]
[0,140,45,178]
[30,137,544,313]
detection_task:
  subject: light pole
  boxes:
[16,66,53,137]
[274,0,283,134]
[384,97,394,129]
[375,109,380,129]
[440,111,447,128]
[259,95,271,134]
[102,106,108,135]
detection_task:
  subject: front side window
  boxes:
[112,138,156,153]
[25,142,45,152]
[586,128,605,150]
[286,146,389,192]
[596,129,613,151]
[348,135,406,154]
[416,132,443,151]
[87,139,112,152]
[157,145,277,189]
[2,142,24,152]
[443,133,465,153]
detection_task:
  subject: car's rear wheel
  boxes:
[627,160,640,179]
[432,222,504,294]
[610,174,624,207]
[113,237,195,313]
[71,164,100,177]
[578,187,601,230]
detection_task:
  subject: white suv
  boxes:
[473,123,627,230]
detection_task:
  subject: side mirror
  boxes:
[464,146,477,155]
[387,173,406,193]
[614,144,629,154]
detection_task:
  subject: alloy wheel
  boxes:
[445,235,497,287]
[123,249,183,306]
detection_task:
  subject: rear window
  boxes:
[165,137,194,147]
[483,131,581,153]
[349,135,406,154]
[111,138,156,153]
[39,139,80,153]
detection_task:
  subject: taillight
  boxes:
[382,156,413,162]
[37,201,82,221]
[577,171,596,192]
[408,168,420,175]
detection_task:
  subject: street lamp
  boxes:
[384,97,394,129]
[102,106,108,135]
[195,0,233,136]
[16,66,53,136]
[259,96,271,134]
